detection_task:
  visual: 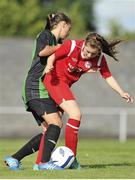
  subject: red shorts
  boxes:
[43,74,75,105]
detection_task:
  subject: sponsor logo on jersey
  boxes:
[85,61,92,68]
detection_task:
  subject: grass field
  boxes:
[1,138,135,179]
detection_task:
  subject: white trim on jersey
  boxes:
[97,53,103,67]
[67,40,103,67]
[67,40,76,57]
[80,42,85,58]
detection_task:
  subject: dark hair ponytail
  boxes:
[86,32,122,61]
[45,13,56,30]
[97,35,122,61]
[45,12,71,30]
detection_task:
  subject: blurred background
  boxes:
[0,0,135,141]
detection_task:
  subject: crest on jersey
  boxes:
[85,61,92,68]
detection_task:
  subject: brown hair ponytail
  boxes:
[86,32,122,61]
[45,12,71,30]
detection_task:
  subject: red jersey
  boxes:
[44,40,112,105]
[49,39,112,86]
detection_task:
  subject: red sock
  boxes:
[65,118,80,156]
[35,132,46,164]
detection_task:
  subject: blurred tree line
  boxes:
[0,0,95,38]
[108,19,135,41]
[0,0,134,40]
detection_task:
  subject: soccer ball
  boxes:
[50,146,75,169]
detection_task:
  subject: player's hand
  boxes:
[43,54,55,74]
[56,44,61,49]
[44,64,54,74]
[88,67,101,73]
[121,92,134,103]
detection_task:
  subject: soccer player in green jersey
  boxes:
[4,12,71,170]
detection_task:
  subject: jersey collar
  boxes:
[80,42,85,59]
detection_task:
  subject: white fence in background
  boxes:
[81,107,135,142]
[0,106,135,142]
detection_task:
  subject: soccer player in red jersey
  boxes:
[43,32,133,166]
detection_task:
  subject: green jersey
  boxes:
[22,29,58,105]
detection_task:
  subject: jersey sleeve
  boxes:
[54,40,72,60]
[36,31,51,54]
[99,55,112,79]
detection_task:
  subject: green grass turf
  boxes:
[0,138,135,179]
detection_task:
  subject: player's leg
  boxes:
[27,98,63,170]
[12,133,42,160]
[35,110,63,166]
[13,113,47,161]
[60,100,81,156]
[4,110,47,170]
[44,80,81,157]
[33,122,48,170]
[43,78,81,169]
[4,99,49,170]
[34,110,63,170]
[60,100,81,169]
[38,112,62,170]
[4,133,43,170]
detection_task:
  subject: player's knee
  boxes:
[48,119,63,128]
[42,126,47,133]
[70,111,82,121]
[42,113,63,128]
[56,120,63,128]
[41,122,48,133]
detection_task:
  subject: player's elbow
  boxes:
[38,51,43,57]
[38,51,48,57]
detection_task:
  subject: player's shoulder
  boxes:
[63,39,84,45]
[98,53,108,67]
[75,39,84,45]
[62,39,72,47]
[96,53,106,61]
[73,39,84,49]
[101,53,107,62]
[37,29,52,40]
